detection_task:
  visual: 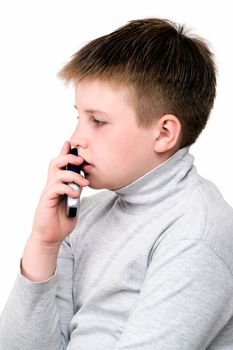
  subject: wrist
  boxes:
[21,234,62,282]
[29,231,62,251]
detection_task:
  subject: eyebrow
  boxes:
[74,105,109,115]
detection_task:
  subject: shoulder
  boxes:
[162,175,233,273]
[184,176,233,240]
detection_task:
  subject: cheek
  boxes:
[94,138,129,167]
[110,138,141,169]
[93,127,148,166]
[115,129,147,153]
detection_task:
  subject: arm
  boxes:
[0,236,74,350]
[0,142,88,349]
[115,239,233,350]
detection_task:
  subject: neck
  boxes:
[112,147,195,209]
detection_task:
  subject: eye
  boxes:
[91,117,107,127]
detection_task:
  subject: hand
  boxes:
[31,141,89,245]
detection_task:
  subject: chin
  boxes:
[85,171,123,191]
[87,179,107,190]
[88,184,105,190]
[87,179,116,191]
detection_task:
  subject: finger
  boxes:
[59,141,71,156]
[47,183,81,200]
[55,170,89,186]
[50,154,84,171]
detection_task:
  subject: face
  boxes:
[70,78,160,190]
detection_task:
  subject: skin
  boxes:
[21,78,181,281]
[71,78,181,190]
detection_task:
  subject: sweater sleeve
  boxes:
[115,239,233,350]
[0,236,74,350]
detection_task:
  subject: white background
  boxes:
[0,0,232,313]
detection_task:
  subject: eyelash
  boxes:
[76,115,106,127]
[91,117,106,127]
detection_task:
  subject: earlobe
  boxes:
[154,115,181,153]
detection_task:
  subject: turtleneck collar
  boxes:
[112,147,195,207]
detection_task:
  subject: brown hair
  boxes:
[58,18,217,147]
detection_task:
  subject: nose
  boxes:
[69,122,88,149]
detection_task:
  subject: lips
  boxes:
[82,160,91,166]
[81,160,94,173]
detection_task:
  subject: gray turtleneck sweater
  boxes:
[1,147,233,350]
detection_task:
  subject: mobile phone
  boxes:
[66,147,82,217]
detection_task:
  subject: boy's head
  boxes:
[59,18,216,149]
[57,18,217,190]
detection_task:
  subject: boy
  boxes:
[1,17,233,350]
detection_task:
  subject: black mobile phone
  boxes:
[66,148,82,217]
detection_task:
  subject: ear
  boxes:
[154,114,182,153]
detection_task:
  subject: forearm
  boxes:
[0,273,65,350]
[21,233,61,282]
[0,236,74,350]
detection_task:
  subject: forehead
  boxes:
[75,78,137,123]
[75,78,135,109]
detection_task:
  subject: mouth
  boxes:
[81,160,94,173]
